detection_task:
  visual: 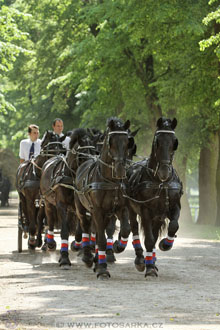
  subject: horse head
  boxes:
[104,117,133,179]
[68,128,96,169]
[151,117,178,182]
[40,130,66,155]
[127,127,140,160]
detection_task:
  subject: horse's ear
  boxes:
[108,119,115,131]
[130,127,140,137]
[131,144,137,156]
[173,138,178,151]
[171,118,177,130]
[128,136,134,149]
[157,118,163,128]
[124,120,130,131]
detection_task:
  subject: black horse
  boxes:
[120,117,183,278]
[74,117,134,279]
[0,170,11,207]
[71,126,139,263]
[39,128,98,269]
[16,131,66,250]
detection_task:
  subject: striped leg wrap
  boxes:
[98,251,106,264]
[145,252,153,265]
[132,235,142,249]
[164,235,175,247]
[74,241,82,249]
[29,235,35,240]
[119,237,128,249]
[90,233,96,247]
[47,230,55,243]
[82,233,90,248]
[61,239,68,252]
[153,248,156,263]
[106,238,113,250]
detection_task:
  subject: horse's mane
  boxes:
[156,117,177,131]
[69,128,88,149]
[106,117,124,130]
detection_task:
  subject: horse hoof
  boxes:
[60,264,71,270]
[134,255,145,272]
[145,267,158,278]
[28,239,36,250]
[113,240,125,254]
[36,239,42,248]
[59,253,71,270]
[106,249,116,263]
[47,241,57,252]
[135,262,145,272]
[82,254,94,268]
[97,270,111,280]
[159,238,173,251]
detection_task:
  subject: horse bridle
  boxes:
[153,130,175,182]
[99,130,129,179]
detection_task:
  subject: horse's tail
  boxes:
[158,218,169,238]
[139,216,168,239]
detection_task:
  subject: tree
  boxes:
[199,0,220,225]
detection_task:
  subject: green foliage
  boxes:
[1,0,220,172]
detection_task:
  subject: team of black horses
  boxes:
[16,117,183,279]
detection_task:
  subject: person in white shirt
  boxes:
[52,118,70,149]
[19,124,41,163]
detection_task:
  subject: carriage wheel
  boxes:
[18,226,23,253]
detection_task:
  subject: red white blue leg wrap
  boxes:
[47,230,55,243]
[145,252,153,265]
[90,233,96,247]
[82,233,90,248]
[106,238,113,250]
[74,240,82,249]
[132,235,142,249]
[98,251,106,265]
[119,237,128,249]
[153,248,157,263]
[61,239,68,252]
[164,235,175,247]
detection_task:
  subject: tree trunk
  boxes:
[215,128,220,226]
[197,132,219,225]
[174,156,193,224]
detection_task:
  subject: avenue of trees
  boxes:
[1,0,220,225]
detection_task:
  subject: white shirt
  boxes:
[54,132,71,150]
[19,138,42,161]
